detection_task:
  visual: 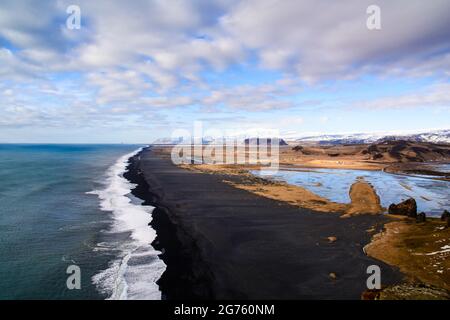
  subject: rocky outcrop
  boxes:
[388,198,417,218]
[361,289,382,300]
[441,210,450,228]
[416,212,426,223]
[361,140,450,162]
[365,144,384,160]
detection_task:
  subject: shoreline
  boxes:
[124,148,216,299]
[91,147,166,300]
[126,147,403,299]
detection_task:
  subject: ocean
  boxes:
[0,144,165,299]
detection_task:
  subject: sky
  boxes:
[0,0,449,143]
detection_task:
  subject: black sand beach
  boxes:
[125,147,403,299]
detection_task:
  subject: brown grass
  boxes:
[365,218,450,291]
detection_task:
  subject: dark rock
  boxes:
[361,289,382,300]
[441,210,450,221]
[367,144,379,153]
[389,140,409,160]
[327,236,337,243]
[372,153,383,160]
[292,145,303,152]
[416,212,426,223]
[388,198,417,218]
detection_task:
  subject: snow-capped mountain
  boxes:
[291,130,450,145]
[291,133,384,144]
[380,130,450,144]
[152,130,450,145]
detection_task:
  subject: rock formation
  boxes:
[388,198,417,218]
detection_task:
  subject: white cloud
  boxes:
[201,78,302,111]
[1,0,450,135]
[353,83,450,110]
[221,0,450,81]
[2,1,450,86]
[2,0,450,80]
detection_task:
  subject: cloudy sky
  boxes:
[0,0,449,143]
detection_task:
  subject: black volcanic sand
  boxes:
[124,147,403,300]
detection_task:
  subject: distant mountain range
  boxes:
[152,129,450,145]
[152,136,289,145]
[291,129,450,145]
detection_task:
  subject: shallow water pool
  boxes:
[253,167,449,217]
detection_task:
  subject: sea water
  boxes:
[0,144,165,299]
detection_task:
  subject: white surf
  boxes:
[89,148,166,300]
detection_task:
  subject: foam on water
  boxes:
[89,148,166,300]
